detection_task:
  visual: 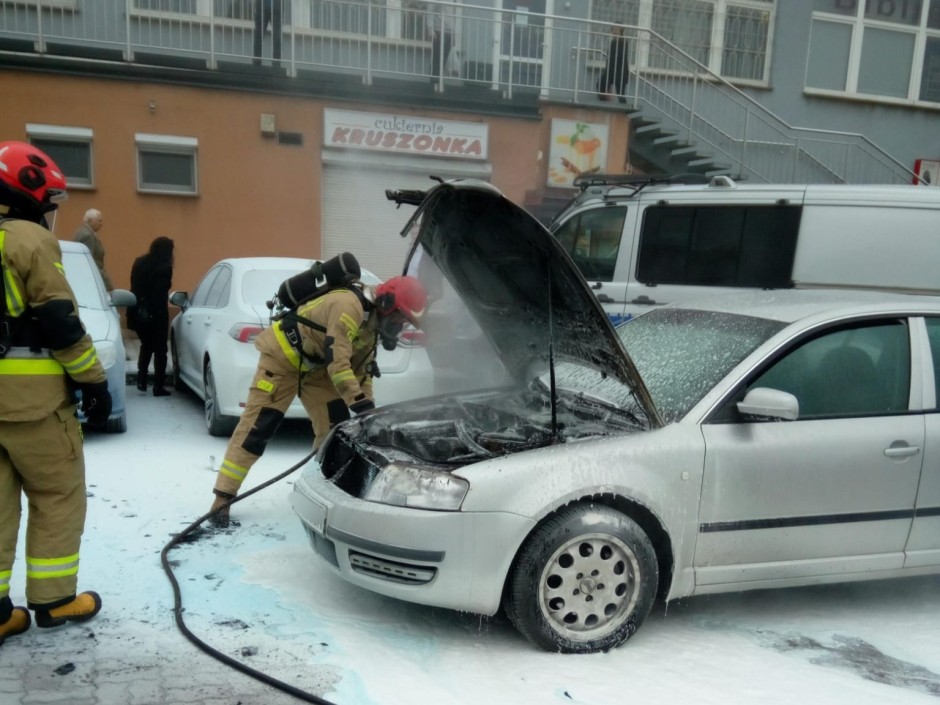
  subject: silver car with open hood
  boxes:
[291,180,940,653]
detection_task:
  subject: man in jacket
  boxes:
[207,270,427,528]
[0,141,111,646]
[72,207,113,292]
[598,23,630,104]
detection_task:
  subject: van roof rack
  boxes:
[572,172,716,192]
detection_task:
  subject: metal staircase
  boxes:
[606,28,916,184]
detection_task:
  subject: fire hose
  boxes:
[160,449,340,705]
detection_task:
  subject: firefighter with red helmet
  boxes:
[208,267,427,527]
[0,141,111,646]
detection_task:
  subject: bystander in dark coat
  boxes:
[129,237,174,396]
[599,25,630,104]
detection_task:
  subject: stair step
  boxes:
[671,146,705,157]
[652,132,684,146]
[634,122,667,135]
[627,113,659,128]
[704,164,733,175]
[687,155,718,166]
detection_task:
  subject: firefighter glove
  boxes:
[80,381,112,426]
[349,397,375,415]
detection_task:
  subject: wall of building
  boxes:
[743,3,940,174]
[1,69,629,294]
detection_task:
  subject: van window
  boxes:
[637,205,801,288]
[553,206,627,282]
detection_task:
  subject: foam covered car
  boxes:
[291,180,940,653]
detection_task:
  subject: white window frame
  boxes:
[807,0,940,108]
[26,123,94,189]
[129,0,431,42]
[1,0,80,10]
[589,0,776,85]
[135,134,199,196]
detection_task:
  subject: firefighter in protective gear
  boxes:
[0,141,109,645]
[208,273,428,528]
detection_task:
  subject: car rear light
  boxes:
[399,328,426,347]
[229,323,264,343]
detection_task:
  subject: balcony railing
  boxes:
[0,0,917,184]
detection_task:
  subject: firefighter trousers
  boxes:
[213,352,360,497]
[0,403,86,607]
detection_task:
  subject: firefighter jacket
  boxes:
[0,218,107,421]
[259,287,377,407]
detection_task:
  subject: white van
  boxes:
[549,175,940,324]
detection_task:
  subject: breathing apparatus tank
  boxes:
[274,252,361,310]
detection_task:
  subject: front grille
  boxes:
[348,551,436,585]
[304,526,338,568]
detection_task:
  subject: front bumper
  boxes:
[291,464,535,616]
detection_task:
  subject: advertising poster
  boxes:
[547,119,609,187]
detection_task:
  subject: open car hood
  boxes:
[390,180,662,428]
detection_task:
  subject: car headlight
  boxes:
[364,463,469,511]
[94,341,117,370]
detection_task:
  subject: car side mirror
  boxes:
[109,289,137,308]
[169,291,189,309]
[736,387,799,421]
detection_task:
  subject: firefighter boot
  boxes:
[33,592,102,628]
[208,491,234,528]
[0,597,31,646]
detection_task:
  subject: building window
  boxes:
[808,0,940,105]
[651,0,714,69]
[133,0,428,40]
[922,35,940,101]
[135,134,198,195]
[26,124,94,189]
[590,0,773,83]
[136,0,198,12]
[722,3,771,80]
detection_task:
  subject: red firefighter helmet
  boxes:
[0,141,68,220]
[374,275,428,328]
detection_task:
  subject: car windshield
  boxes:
[618,308,785,422]
[242,269,305,306]
[61,250,108,311]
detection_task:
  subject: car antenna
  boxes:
[546,258,559,440]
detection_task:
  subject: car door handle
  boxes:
[597,294,615,303]
[591,282,603,290]
[883,444,920,458]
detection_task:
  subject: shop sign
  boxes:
[324,109,488,160]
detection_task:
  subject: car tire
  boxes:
[504,503,658,654]
[104,412,128,434]
[204,360,238,437]
[170,337,187,393]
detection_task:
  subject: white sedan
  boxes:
[169,257,433,436]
